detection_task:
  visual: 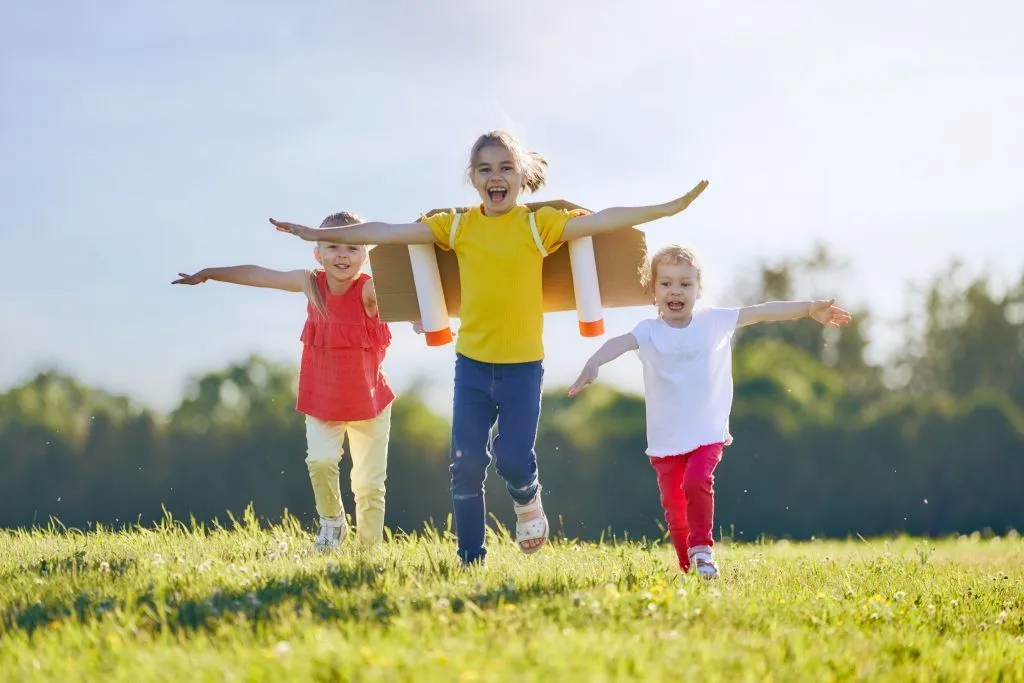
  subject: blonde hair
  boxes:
[467,130,548,193]
[302,211,364,319]
[640,244,703,291]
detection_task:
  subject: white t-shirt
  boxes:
[630,307,740,457]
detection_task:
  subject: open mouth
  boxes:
[487,187,508,203]
[666,301,685,312]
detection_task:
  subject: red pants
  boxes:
[649,443,723,572]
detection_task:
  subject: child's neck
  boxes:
[480,203,517,218]
[661,313,694,329]
[325,273,357,295]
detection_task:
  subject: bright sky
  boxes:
[2,1,1022,412]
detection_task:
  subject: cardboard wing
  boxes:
[368,199,651,323]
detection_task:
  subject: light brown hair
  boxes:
[640,244,703,291]
[467,130,548,193]
[302,211,364,319]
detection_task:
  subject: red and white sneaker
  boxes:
[313,515,348,553]
[688,545,719,579]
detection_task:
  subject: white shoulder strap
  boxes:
[528,211,548,257]
[448,209,461,249]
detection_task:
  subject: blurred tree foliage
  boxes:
[2,254,1021,539]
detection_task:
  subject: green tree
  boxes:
[0,371,141,445]
[169,355,299,434]
[732,246,882,406]
[900,265,1024,407]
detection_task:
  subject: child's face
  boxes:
[652,259,701,324]
[472,144,522,215]
[314,242,366,283]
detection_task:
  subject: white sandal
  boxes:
[513,490,549,554]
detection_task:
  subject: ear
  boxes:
[312,244,323,265]
[697,283,705,300]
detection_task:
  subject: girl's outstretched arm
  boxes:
[737,298,852,328]
[561,180,709,241]
[567,332,639,397]
[270,218,435,245]
[172,266,305,292]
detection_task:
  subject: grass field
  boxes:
[1,513,1022,682]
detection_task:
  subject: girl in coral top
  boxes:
[174,211,397,552]
[271,131,708,566]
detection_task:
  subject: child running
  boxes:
[271,130,709,565]
[173,211,396,552]
[567,245,851,577]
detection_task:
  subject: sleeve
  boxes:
[421,212,455,251]
[629,319,651,361]
[533,206,588,254]
[706,307,741,343]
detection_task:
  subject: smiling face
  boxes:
[471,143,523,216]
[314,242,367,287]
[652,258,702,326]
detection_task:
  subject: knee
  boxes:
[353,483,386,504]
[450,457,487,491]
[682,472,713,495]
[663,506,686,525]
[495,452,536,488]
[305,451,339,472]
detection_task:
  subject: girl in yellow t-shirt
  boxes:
[272,130,707,565]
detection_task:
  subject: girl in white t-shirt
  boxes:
[568,245,851,578]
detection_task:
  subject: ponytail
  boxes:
[521,150,549,193]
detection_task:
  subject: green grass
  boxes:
[1,513,1022,682]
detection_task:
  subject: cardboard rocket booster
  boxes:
[406,243,454,346]
[369,200,651,345]
[566,236,604,337]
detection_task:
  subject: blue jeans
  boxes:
[450,353,544,564]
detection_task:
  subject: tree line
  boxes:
[2,253,1022,540]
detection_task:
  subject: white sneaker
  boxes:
[688,545,719,579]
[313,515,348,553]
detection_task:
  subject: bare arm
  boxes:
[361,277,378,317]
[737,299,852,328]
[561,180,709,241]
[171,266,306,292]
[270,218,435,245]
[567,333,640,397]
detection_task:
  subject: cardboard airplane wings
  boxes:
[368,199,652,346]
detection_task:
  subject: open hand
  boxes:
[665,180,710,216]
[270,218,316,241]
[809,299,852,327]
[172,271,209,285]
[567,361,599,398]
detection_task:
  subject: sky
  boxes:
[1,0,1022,413]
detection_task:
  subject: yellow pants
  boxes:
[304,403,391,546]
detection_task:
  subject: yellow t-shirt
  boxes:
[423,204,582,363]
